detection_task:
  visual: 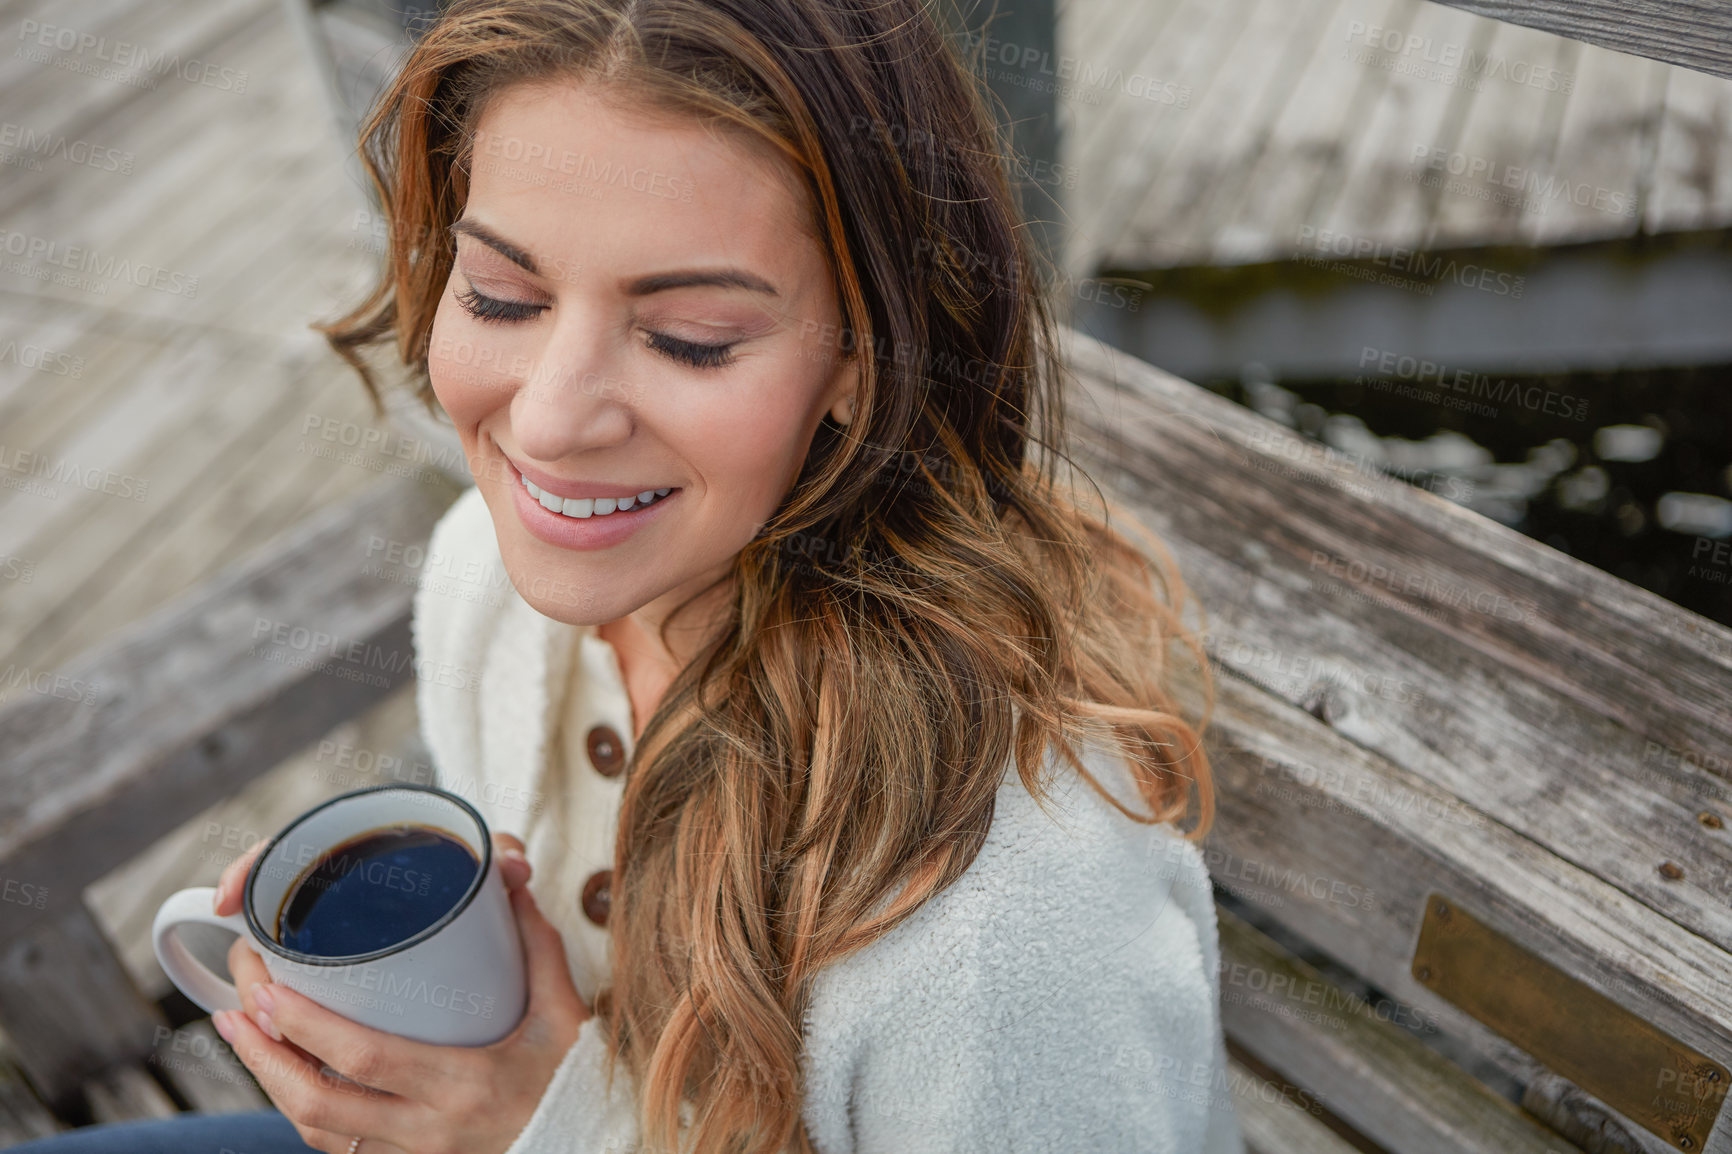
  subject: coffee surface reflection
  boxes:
[275,825,479,957]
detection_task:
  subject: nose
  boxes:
[510,310,637,462]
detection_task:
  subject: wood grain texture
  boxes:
[147,1021,269,1116]
[1229,1056,1370,1154]
[81,1065,177,1127]
[0,1060,61,1146]
[1191,664,1718,1149]
[85,682,420,1001]
[1060,327,1732,949]
[1064,0,1732,273]
[1057,326,1732,1149]
[1427,0,1732,81]
[1220,907,1585,1153]
[0,906,165,1110]
[0,472,458,952]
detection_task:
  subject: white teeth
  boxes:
[521,473,672,520]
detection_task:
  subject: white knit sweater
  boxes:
[410,484,1244,1154]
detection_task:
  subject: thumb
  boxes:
[510,880,591,1030]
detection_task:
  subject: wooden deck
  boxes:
[4,0,1732,1146]
[0,0,434,1131]
[1057,0,1732,277]
[0,0,399,684]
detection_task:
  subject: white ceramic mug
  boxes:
[152,784,526,1046]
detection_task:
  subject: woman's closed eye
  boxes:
[644,330,737,369]
[455,284,544,323]
[454,284,738,370]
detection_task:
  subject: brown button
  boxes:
[581,869,612,926]
[586,725,625,777]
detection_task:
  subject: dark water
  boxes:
[1198,362,1732,630]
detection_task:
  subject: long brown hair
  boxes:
[318,1,1216,1150]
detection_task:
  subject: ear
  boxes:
[827,354,860,427]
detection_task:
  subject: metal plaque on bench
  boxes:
[1411,893,1728,1152]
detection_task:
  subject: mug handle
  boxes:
[152,887,250,1014]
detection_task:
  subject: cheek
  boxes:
[666,368,825,509]
[427,297,527,426]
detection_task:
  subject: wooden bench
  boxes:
[4,0,1731,1149]
[0,474,456,1133]
[1060,327,1732,1153]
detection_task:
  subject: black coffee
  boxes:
[276,825,479,957]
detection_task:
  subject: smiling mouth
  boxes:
[520,474,675,519]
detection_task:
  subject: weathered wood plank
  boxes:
[1189,665,1730,1148]
[1229,1055,1367,1154]
[1060,328,1732,953]
[1127,0,1325,264]
[1315,0,1486,249]
[1426,18,1574,245]
[0,906,164,1110]
[0,0,394,693]
[85,681,418,1000]
[1213,0,1410,266]
[82,1064,177,1127]
[1646,63,1732,230]
[1054,326,1732,1148]
[1220,906,1585,1154]
[0,335,389,680]
[1523,41,1667,247]
[0,1,269,194]
[1070,0,1732,271]
[1524,1070,1673,1154]
[1062,0,1242,276]
[1425,0,1732,83]
[0,472,458,952]
[0,1060,61,1146]
[147,1021,270,1116]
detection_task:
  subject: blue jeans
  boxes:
[9,1109,319,1153]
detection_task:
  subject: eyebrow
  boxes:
[449,217,779,298]
[450,218,539,275]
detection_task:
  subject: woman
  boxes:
[20,0,1240,1151]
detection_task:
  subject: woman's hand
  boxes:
[210,833,592,1154]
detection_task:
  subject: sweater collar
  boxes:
[474,591,644,840]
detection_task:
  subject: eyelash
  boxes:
[453,285,541,324]
[644,331,737,369]
[453,285,737,370]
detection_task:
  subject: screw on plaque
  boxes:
[1699,812,1723,829]
[1659,861,1685,881]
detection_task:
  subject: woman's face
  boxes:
[429,78,857,628]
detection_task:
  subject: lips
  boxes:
[500,453,681,553]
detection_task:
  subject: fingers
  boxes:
[493,832,531,890]
[509,881,591,1039]
[213,840,267,916]
[213,1006,414,1143]
[226,941,322,1065]
[227,936,271,1016]
[251,981,450,1100]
